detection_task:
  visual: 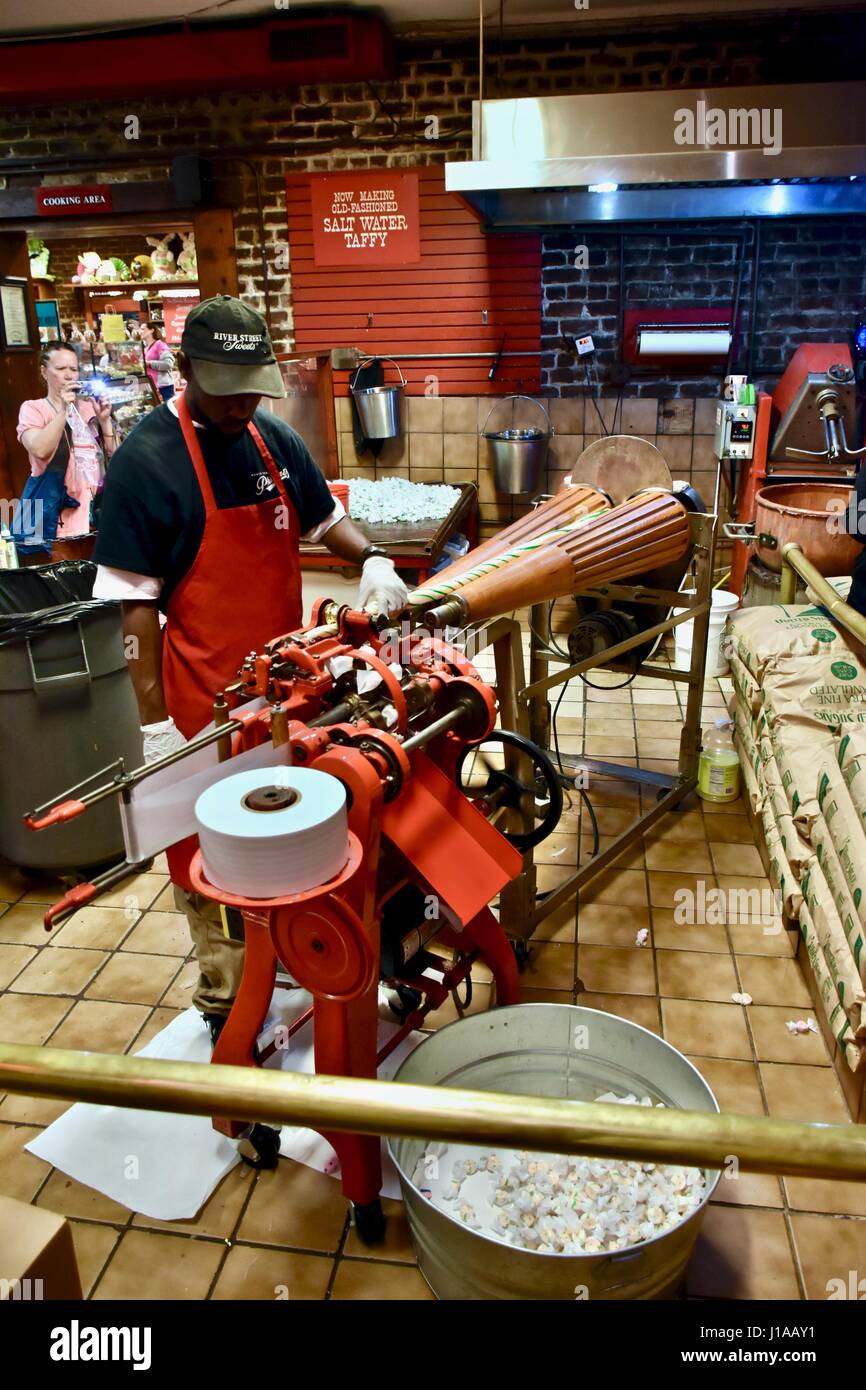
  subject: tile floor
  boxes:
[0,646,863,1301]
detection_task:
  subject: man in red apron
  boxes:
[93,296,407,1041]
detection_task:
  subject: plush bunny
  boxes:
[176,230,197,279]
[146,234,177,281]
[74,251,102,284]
[95,258,118,283]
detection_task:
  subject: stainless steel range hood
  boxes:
[445,83,866,224]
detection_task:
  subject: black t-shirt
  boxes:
[93,404,334,610]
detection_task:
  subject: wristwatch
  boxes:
[359,545,390,565]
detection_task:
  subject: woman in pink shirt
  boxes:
[17,342,116,540]
[140,320,176,401]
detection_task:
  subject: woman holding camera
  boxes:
[16,341,116,541]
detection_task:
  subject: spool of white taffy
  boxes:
[194,767,349,899]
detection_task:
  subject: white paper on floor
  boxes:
[26,988,424,1220]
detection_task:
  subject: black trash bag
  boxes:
[0,560,97,617]
[0,561,108,647]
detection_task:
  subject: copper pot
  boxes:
[752,483,859,575]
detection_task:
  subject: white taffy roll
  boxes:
[194,767,349,899]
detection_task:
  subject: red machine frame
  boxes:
[31,601,529,1234]
[727,344,858,596]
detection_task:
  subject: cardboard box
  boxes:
[0,1196,82,1301]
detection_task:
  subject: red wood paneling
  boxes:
[286,168,541,396]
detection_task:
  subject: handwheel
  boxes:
[455,730,564,851]
[238,1123,281,1171]
[352,1199,385,1245]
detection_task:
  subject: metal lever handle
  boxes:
[788,418,866,460]
[24,799,88,831]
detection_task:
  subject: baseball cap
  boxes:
[180,295,285,398]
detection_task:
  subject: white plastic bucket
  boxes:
[673,589,740,678]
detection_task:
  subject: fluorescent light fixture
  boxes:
[588,182,619,193]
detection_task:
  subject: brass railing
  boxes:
[1,1043,864,1182]
[779,542,866,645]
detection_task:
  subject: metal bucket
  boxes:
[387,1004,720,1301]
[350,357,405,439]
[482,396,553,494]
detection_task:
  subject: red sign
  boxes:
[306,172,420,267]
[162,296,199,346]
[36,184,113,216]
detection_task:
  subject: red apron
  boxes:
[163,393,302,889]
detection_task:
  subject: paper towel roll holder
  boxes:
[242,785,301,813]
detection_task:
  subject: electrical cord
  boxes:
[584,362,609,436]
[580,667,638,691]
[550,674,599,858]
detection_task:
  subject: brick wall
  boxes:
[3,8,866,352]
[3,12,863,536]
[542,220,866,399]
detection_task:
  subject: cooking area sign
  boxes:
[307,172,420,267]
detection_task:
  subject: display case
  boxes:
[79,345,159,445]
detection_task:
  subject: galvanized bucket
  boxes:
[482,396,553,495]
[387,1004,720,1301]
[350,357,406,439]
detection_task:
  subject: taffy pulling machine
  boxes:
[25,479,716,1240]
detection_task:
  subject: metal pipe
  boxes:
[307,700,359,728]
[746,220,760,381]
[401,702,470,751]
[213,692,231,763]
[781,543,866,645]
[0,1043,864,1181]
[422,597,469,629]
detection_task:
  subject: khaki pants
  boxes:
[174,886,245,1018]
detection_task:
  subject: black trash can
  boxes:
[0,562,143,873]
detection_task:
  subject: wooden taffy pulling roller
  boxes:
[410,487,692,628]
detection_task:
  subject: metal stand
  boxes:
[474,512,717,941]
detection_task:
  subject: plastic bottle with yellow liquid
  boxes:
[697,715,741,803]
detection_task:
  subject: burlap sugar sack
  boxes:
[727,604,848,682]
[816,756,866,907]
[756,737,812,873]
[760,801,804,918]
[800,857,866,1036]
[762,650,866,734]
[770,721,833,833]
[728,650,762,716]
[798,899,857,1058]
[734,731,763,815]
[811,814,866,984]
[730,702,763,812]
[729,693,761,767]
[837,727,866,824]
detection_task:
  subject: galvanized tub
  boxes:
[482,396,552,495]
[387,1004,720,1300]
[350,357,405,439]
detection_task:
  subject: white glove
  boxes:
[141,716,187,765]
[358,555,409,617]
